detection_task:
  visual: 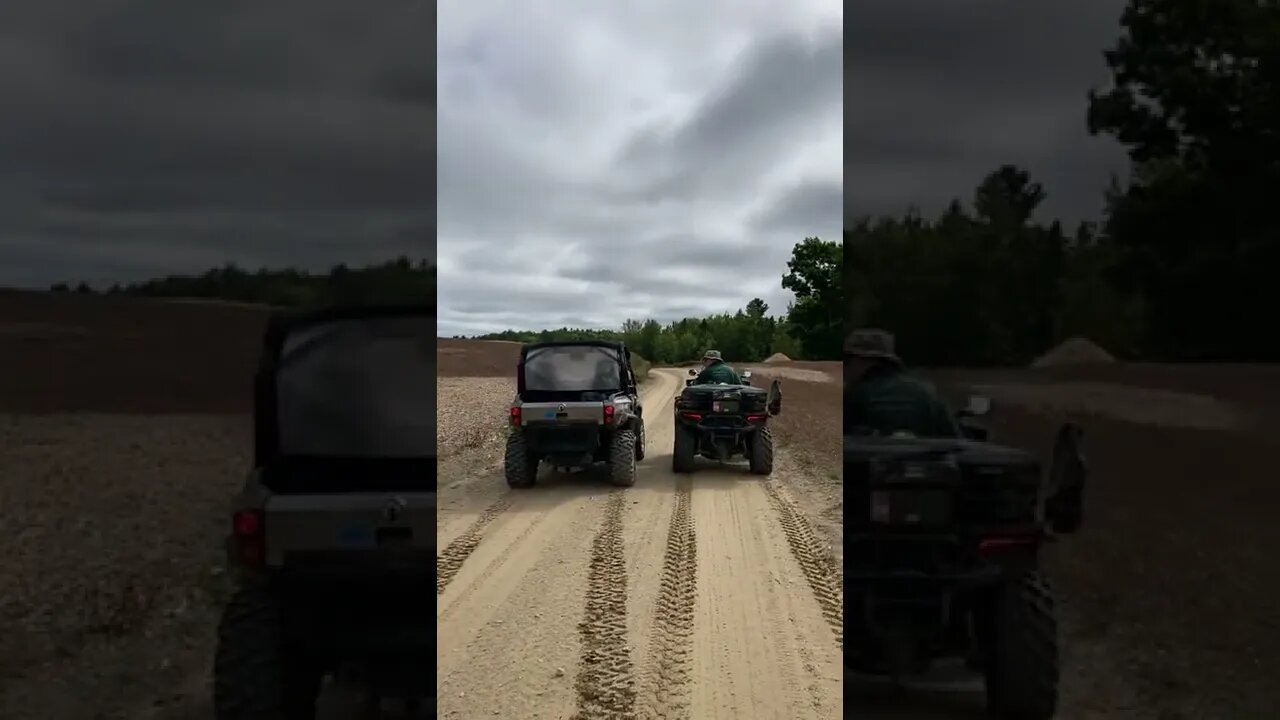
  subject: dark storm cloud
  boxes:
[0,1,434,288]
[847,0,1129,224]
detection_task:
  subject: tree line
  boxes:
[469,237,843,363]
[846,167,1137,367]
[50,258,434,308]
[44,237,845,364]
[849,0,1280,364]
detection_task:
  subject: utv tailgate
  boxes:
[262,492,433,570]
[518,401,604,424]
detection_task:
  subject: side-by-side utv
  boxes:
[213,304,434,719]
[504,340,646,488]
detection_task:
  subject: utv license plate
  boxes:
[713,400,738,413]
[376,526,413,547]
[338,524,376,548]
[870,491,950,525]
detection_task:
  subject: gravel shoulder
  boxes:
[0,414,249,719]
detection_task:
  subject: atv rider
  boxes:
[694,349,741,385]
[843,328,959,438]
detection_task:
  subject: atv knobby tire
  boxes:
[983,572,1059,720]
[608,429,637,486]
[748,425,774,475]
[634,419,647,461]
[672,424,697,473]
[213,582,324,720]
[504,430,538,488]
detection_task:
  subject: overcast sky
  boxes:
[437,2,842,337]
[0,2,433,289]
[848,1,1130,228]
[2,2,1128,313]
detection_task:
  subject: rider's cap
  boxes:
[844,329,901,364]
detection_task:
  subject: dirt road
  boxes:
[436,368,843,720]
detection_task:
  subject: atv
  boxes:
[673,367,782,474]
[504,340,646,488]
[213,304,434,719]
[847,395,1087,720]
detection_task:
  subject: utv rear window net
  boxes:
[523,345,623,392]
[275,316,434,458]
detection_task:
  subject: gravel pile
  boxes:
[1032,337,1116,368]
[437,378,515,458]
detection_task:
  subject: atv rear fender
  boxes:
[1045,423,1086,534]
[766,379,782,416]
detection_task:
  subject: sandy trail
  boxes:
[436,368,843,719]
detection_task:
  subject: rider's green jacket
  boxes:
[695,360,741,385]
[844,363,959,438]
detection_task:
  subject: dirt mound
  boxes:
[748,366,835,384]
[1032,337,1115,368]
[763,352,792,363]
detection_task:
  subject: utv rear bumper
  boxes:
[521,421,602,455]
[273,556,432,656]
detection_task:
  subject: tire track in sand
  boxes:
[762,479,844,648]
[573,488,636,720]
[436,504,552,623]
[636,477,697,720]
[436,494,512,594]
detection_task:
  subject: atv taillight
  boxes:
[510,406,522,426]
[680,412,703,422]
[603,404,615,423]
[746,414,766,423]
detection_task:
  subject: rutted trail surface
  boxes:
[436,368,842,719]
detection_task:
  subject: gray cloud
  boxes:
[754,180,843,236]
[615,30,844,203]
[847,0,1129,225]
[0,1,434,288]
[437,1,842,336]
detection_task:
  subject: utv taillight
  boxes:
[746,414,766,423]
[233,509,262,538]
[232,509,265,567]
[603,405,615,423]
[510,406,522,426]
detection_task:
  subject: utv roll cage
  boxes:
[252,303,434,493]
[516,340,640,400]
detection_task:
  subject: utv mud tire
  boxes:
[672,424,697,473]
[213,582,324,720]
[504,431,538,488]
[608,430,637,486]
[748,426,774,475]
[983,572,1060,720]
[634,419,647,461]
